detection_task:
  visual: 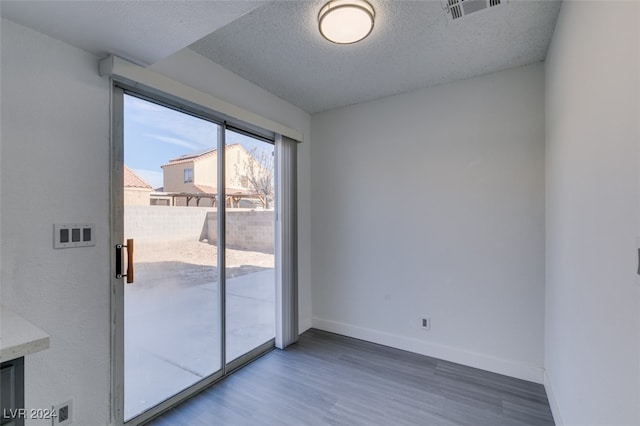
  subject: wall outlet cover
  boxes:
[419,316,431,331]
[52,399,72,426]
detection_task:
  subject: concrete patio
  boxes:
[124,269,275,420]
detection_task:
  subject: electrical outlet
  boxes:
[59,406,68,422]
[52,400,72,426]
[420,316,431,331]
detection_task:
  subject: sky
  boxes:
[124,94,270,189]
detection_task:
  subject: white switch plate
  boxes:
[54,224,95,249]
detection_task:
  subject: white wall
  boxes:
[1,19,312,426]
[1,19,111,425]
[149,49,313,331]
[545,2,640,425]
[311,63,546,382]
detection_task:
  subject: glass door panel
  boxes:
[224,130,276,363]
[123,94,222,421]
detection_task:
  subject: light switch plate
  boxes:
[54,224,95,249]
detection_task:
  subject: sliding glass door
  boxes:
[224,131,276,364]
[115,91,276,425]
[122,94,223,421]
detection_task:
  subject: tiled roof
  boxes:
[194,184,216,194]
[192,185,252,196]
[226,187,253,196]
[162,144,241,167]
[166,147,216,165]
[124,166,152,189]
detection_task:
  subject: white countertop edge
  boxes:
[1,307,51,363]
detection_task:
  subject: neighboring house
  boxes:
[161,144,267,207]
[124,165,152,205]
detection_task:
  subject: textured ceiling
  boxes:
[0,1,268,66]
[191,0,562,113]
[1,0,561,114]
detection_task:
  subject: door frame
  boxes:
[109,85,280,426]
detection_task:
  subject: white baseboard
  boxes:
[312,317,544,384]
[544,370,564,426]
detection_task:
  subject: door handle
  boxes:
[115,239,134,284]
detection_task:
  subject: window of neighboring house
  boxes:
[184,168,193,183]
[241,175,249,188]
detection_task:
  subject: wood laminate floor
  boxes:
[146,329,554,426]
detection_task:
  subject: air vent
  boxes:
[448,0,462,19]
[445,0,504,21]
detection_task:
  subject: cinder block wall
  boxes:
[205,210,275,253]
[124,206,274,253]
[124,206,213,242]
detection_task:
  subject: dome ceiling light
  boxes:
[318,0,375,44]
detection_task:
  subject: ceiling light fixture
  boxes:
[318,0,375,44]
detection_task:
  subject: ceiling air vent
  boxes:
[445,0,504,21]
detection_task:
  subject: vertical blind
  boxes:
[275,135,299,348]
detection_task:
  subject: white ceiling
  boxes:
[191,0,562,113]
[0,1,268,66]
[1,0,561,113]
